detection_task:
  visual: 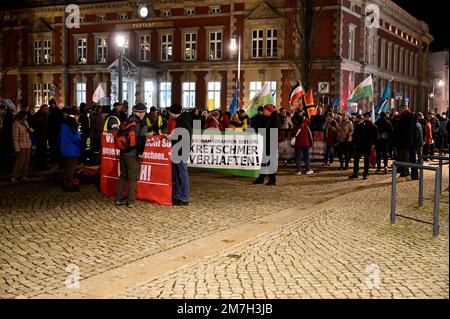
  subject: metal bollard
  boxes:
[391,164,397,225]
[419,159,424,208]
[433,166,441,237]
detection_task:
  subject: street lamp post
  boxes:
[116,35,126,104]
[230,33,241,110]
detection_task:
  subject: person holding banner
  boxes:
[167,104,193,206]
[115,103,148,208]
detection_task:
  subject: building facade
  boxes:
[428,50,449,115]
[0,0,433,113]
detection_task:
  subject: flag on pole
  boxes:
[375,80,391,120]
[332,96,340,110]
[347,75,373,105]
[245,82,272,118]
[228,94,238,115]
[289,82,305,105]
[92,84,106,104]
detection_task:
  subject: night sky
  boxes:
[0,0,448,52]
[392,0,448,52]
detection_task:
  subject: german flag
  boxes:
[303,89,316,118]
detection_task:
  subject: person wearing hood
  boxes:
[252,104,281,186]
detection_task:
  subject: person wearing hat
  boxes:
[167,103,192,206]
[60,107,83,192]
[349,112,378,180]
[115,103,148,208]
[104,102,126,133]
[253,104,281,186]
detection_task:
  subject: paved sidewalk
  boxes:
[0,164,448,299]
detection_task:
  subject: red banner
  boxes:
[100,133,172,205]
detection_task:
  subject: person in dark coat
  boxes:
[30,104,49,170]
[349,112,378,180]
[253,104,281,186]
[310,106,326,132]
[48,98,64,166]
[395,106,415,179]
[374,112,393,174]
[78,103,91,150]
[168,104,193,206]
[250,106,264,129]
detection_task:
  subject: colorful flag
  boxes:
[303,89,316,118]
[92,84,106,104]
[347,75,374,105]
[228,94,238,115]
[375,80,391,120]
[332,96,340,110]
[289,82,305,105]
[245,82,272,118]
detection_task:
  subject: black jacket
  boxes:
[31,110,49,140]
[413,122,424,148]
[395,109,415,150]
[353,120,378,151]
[374,117,393,143]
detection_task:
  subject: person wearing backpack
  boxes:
[114,103,148,208]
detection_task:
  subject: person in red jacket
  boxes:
[423,117,434,156]
[290,114,314,175]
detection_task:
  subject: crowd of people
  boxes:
[1,97,449,200]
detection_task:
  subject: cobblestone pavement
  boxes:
[0,162,448,298]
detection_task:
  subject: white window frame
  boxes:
[139,34,151,62]
[182,82,196,109]
[77,38,87,64]
[33,83,42,107]
[249,81,262,100]
[159,82,172,108]
[348,24,356,60]
[209,31,222,60]
[207,82,221,110]
[161,33,173,61]
[184,32,197,61]
[266,29,277,58]
[76,82,86,106]
[96,37,108,63]
[252,29,263,58]
[43,40,51,64]
[34,40,42,64]
[144,81,154,109]
[42,83,50,105]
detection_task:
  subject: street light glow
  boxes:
[138,4,149,18]
[230,38,237,51]
[116,34,126,48]
[438,79,444,87]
